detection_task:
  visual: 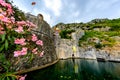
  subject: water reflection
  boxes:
[26,59,120,80]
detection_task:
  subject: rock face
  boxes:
[10,13,58,73]
[56,29,120,62]
[56,30,86,59]
[71,30,84,41]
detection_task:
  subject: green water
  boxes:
[26,59,120,80]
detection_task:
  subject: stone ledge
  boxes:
[59,57,97,60]
[14,59,59,74]
[59,57,120,63]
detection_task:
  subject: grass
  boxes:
[79,30,117,48]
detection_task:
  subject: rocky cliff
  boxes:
[54,18,120,62]
[56,33,120,62]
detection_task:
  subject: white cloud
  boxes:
[85,0,120,13]
[43,0,62,16]
[95,0,119,9]
[11,0,29,13]
[10,0,120,26]
[74,11,80,17]
[33,9,54,26]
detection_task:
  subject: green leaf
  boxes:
[5,40,8,50]
[1,77,5,80]
[7,36,11,41]
[0,53,5,61]
[1,34,6,42]
[28,53,34,63]
[2,64,9,72]
[6,76,10,80]
[0,44,4,52]
[11,76,16,80]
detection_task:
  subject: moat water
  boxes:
[26,59,120,80]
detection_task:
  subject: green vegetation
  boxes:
[88,19,120,31]
[0,53,17,80]
[13,6,26,21]
[54,18,120,48]
[0,1,33,79]
[79,31,117,48]
[60,29,75,39]
[54,18,120,31]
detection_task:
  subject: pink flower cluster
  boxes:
[32,48,38,54]
[31,34,43,46]
[0,13,14,23]
[0,1,44,58]
[16,21,36,28]
[14,38,26,45]
[0,0,13,16]
[32,48,44,57]
[36,40,43,46]
[14,47,28,57]
[26,21,36,28]
[31,34,43,56]
[14,34,44,57]
[14,21,37,33]
[40,51,44,57]
[32,34,38,41]
[14,26,24,33]
[0,0,15,34]
[19,74,27,80]
[0,1,36,34]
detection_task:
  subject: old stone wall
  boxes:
[10,13,58,73]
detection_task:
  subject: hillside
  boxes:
[54,18,120,30]
[53,18,120,52]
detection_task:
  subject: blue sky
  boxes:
[10,0,120,26]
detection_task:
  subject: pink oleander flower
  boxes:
[19,74,27,80]
[39,51,44,57]
[14,38,26,45]
[0,31,5,34]
[6,3,12,9]
[31,34,38,42]
[2,17,11,23]
[0,14,4,19]
[14,47,28,57]
[0,0,4,3]
[7,8,13,16]
[10,16,15,23]
[0,14,11,23]
[16,21,26,26]
[32,48,38,54]
[26,21,36,28]
[0,1,7,7]
[15,26,24,33]
[14,51,21,57]
[36,40,43,46]
[1,11,7,16]
[21,47,28,55]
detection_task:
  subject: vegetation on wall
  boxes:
[59,29,75,39]
[79,31,117,48]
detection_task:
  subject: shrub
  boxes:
[60,29,75,39]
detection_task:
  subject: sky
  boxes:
[10,0,120,27]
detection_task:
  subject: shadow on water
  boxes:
[26,59,120,80]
